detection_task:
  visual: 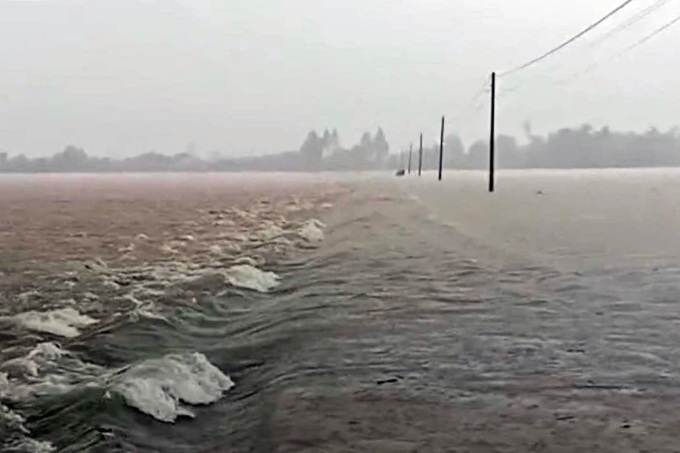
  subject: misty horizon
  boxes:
[3,122,680,172]
[1,0,679,159]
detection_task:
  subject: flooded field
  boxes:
[2,170,680,452]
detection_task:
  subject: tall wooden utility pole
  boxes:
[489,72,496,192]
[438,116,445,181]
[418,133,423,176]
[408,143,412,174]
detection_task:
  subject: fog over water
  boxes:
[1,0,679,158]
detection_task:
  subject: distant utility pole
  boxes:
[418,133,423,176]
[489,72,496,192]
[408,143,412,174]
[438,116,445,181]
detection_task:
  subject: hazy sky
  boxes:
[0,0,678,157]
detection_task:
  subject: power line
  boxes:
[622,10,680,50]
[587,0,673,48]
[499,0,637,77]
[498,0,670,95]
[556,11,680,85]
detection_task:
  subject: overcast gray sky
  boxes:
[0,0,678,157]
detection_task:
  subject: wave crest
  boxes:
[113,352,234,423]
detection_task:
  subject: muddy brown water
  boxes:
[3,170,680,452]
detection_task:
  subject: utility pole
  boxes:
[418,133,423,176]
[408,143,412,174]
[438,116,445,181]
[489,72,496,192]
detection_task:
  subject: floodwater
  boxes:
[3,169,680,452]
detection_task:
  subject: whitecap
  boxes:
[255,224,284,241]
[0,397,54,451]
[0,371,9,398]
[224,264,280,292]
[119,294,168,322]
[298,219,325,242]
[118,243,135,253]
[220,241,243,254]
[161,243,180,254]
[0,343,66,383]
[101,278,121,290]
[27,342,66,361]
[131,286,167,298]
[16,291,40,304]
[231,256,261,267]
[3,438,56,453]
[0,358,39,379]
[0,346,248,450]
[12,308,97,338]
[112,352,234,423]
[1,343,104,402]
[0,399,55,452]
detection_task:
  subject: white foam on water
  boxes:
[131,286,167,298]
[299,218,325,242]
[118,243,135,253]
[11,308,97,338]
[231,256,260,267]
[213,231,244,242]
[16,290,40,304]
[1,401,25,430]
[161,243,180,254]
[1,371,9,398]
[0,393,55,452]
[270,236,293,246]
[0,343,68,389]
[255,223,285,241]
[2,342,104,402]
[146,264,191,284]
[4,346,230,425]
[5,438,56,453]
[120,294,168,322]
[27,342,65,361]
[220,241,243,254]
[62,281,77,289]
[0,343,103,453]
[223,264,280,292]
[0,357,40,379]
[112,352,234,423]
[0,347,229,446]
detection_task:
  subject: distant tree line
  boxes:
[2,123,680,173]
[0,128,392,173]
[407,123,680,171]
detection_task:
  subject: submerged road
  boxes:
[265,173,680,452]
